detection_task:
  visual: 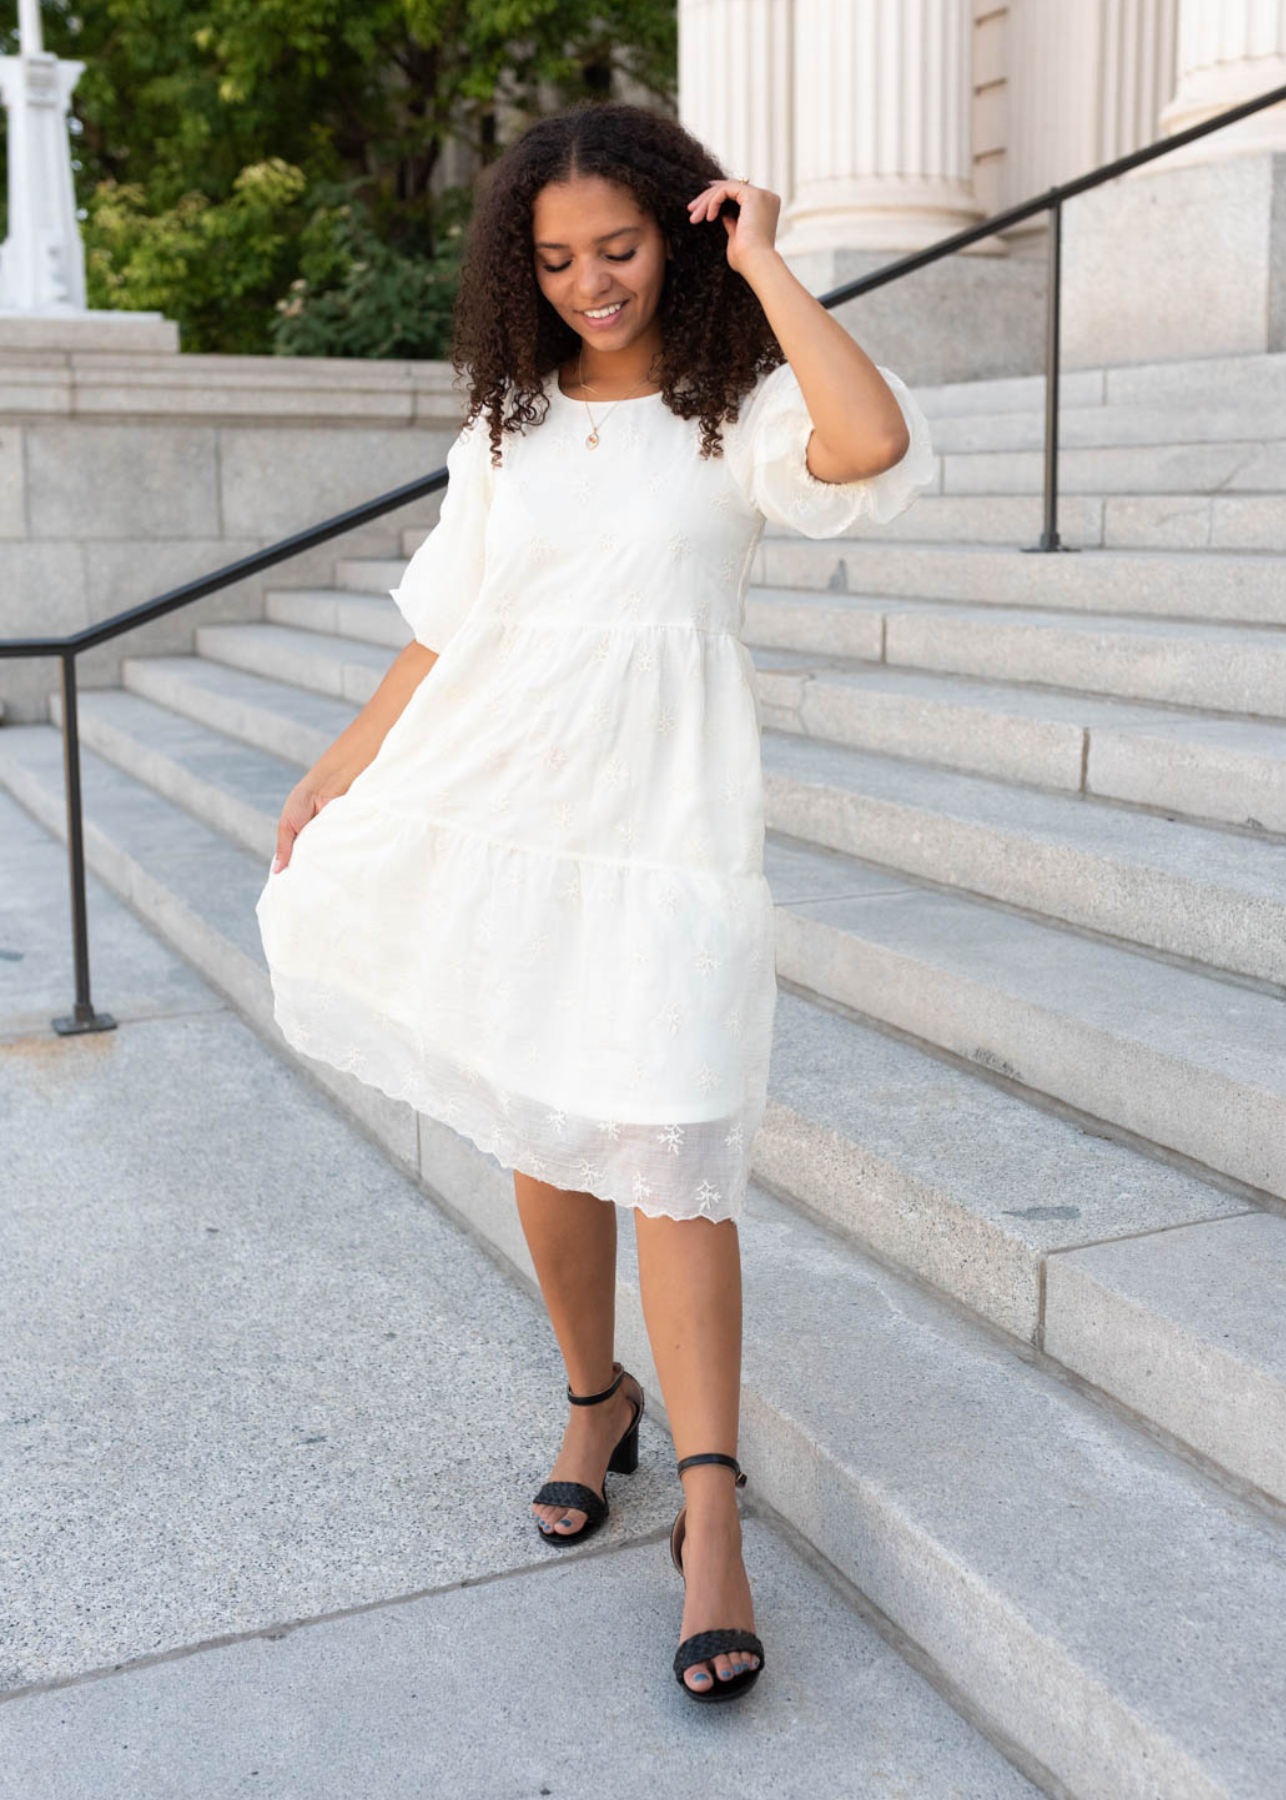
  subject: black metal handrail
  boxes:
[4,77,1286,1035]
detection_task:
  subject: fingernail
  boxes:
[271,856,283,873]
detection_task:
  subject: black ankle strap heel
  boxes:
[531,1360,644,1546]
[669,1451,765,1702]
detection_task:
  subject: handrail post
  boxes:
[1025,191,1078,555]
[52,650,116,1036]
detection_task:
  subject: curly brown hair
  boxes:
[449,99,786,467]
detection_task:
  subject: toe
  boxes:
[685,1662,714,1693]
[554,1508,585,1533]
[713,1653,735,1682]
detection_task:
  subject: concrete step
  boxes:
[265,585,409,648]
[2,721,1282,1799]
[761,727,1286,987]
[939,438,1286,499]
[1042,1206,1286,1514]
[336,556,412,595]
[193,620,399,705]
[928,400,1286,453]
[120,651,360,771]
[746,588,1286,720]
[12,696,1286,1509]
[765,832,1286,1205]
[916,348,1286,418]
[752,539,1286,627]
[752,650,1286,831]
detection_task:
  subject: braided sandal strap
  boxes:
[531,1480,607,1526]
[673,1628,766,1678]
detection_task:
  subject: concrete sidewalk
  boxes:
[0,789,1039,1797]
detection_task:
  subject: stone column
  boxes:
[677,0,794,206]
[777,0,988,254]
[1156,0,1286,163]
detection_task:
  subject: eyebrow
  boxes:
[533,225,643,249]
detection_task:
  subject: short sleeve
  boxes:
[389,412,494,654]
[724,359,935,539]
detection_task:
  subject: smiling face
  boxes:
[532,174,670,383]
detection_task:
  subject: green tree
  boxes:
[2,1,676,354]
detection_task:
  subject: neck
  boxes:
[570,335,663,395]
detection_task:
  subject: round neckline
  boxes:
[550,369,666,405]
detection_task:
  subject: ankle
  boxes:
[681,1485,744,1533]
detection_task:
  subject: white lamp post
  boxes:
[0,0,88,311]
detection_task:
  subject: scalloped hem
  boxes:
[265,966,754,1225]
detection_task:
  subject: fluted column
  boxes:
[1156,0,1286,162]
[777,0,986,254]
[678,0,794,206]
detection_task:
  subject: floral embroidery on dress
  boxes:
[597,754,628,791]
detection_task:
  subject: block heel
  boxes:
[607,1412,640,1474]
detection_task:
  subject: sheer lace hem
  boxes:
[267,967,756,1224]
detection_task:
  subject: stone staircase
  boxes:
[3,347,1284,1798]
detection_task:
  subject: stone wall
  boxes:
[0,317,464,724]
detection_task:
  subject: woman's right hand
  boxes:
[270,765,353,873]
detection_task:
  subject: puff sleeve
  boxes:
[389,412,495,654]
[724,359,935,539]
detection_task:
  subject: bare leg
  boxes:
[513,1171,643,1536]
[633,1211,760,1694]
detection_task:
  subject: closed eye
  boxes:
[540,250,637,274]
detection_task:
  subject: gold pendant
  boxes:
[586,430,599,448]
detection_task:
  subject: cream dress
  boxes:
[255,358,934,1222]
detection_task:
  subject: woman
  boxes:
[255,99,934,1704]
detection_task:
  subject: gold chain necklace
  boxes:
[574,346,661,449]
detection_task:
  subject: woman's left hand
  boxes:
[687,178,781,276]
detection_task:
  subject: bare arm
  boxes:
[271,638,440,871]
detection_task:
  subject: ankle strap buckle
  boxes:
[676,1452,747,1487]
